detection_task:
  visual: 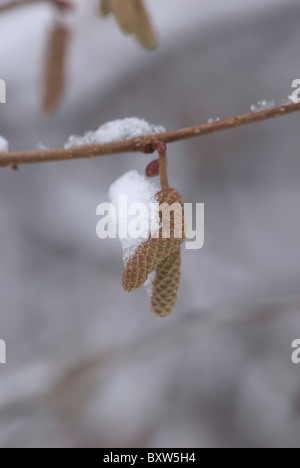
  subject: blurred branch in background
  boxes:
[0,0,157,113]
[0,292,299,421]
[0,0,55,13]
[0,0,76,13]
[0,101,299,168]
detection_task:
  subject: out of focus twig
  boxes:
[0,0,48,13]
[0,102,300,168]
[100,0,158,49]
[0,0,72,13]
[42,22,70,112]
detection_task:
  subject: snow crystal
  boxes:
[37,142,50,151]
[65,118,166,148]
[280,98,290,105]
[250,100,275,113]
[207,117,221,124]
[0,135,9,152]
[108,170,160,264]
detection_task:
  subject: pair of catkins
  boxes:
[121,145,185,318]
[100,0,157,49]
[42,0,157,112]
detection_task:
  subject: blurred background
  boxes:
[0,0,300,448]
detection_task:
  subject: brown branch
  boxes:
[1,102,300,168]
[155,142,169,189]
[0,0,47,13]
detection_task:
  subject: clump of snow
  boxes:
[0,135,9,152]
[108,170,160,264]
[143,271,156,298]
[207,117,221,124]
[250,100,275,113]
[65,118,166,148]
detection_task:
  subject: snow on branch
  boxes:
[1,102,300,168]
[65,118,166,148]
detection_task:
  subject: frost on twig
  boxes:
[65,117,166,148]
[250,99,275,113]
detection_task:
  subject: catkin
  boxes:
[42,22,70,113]
[122,188,185,292]
[110,0,137,35]
[100,0,111,17]
[151,248,182,318]
[133,0,158,49]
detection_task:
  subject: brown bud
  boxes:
[110,0,137,35]
[42,22,70,113]
[54,0,74,11]
[146,159,159,177]
[155,141,167,153]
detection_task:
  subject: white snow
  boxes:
[36,142,50,151]
[65,118,166,148]
[108,170,160,264]
[207,117,221,124]
[143,271,155,297]
[250,100,275,113]
[0,135,9,152]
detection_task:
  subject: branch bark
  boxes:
[0,0,47,13]
[1,102,299,168]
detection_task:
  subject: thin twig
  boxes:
[0,0,47,13]
[155,141,169,189]
[0,102,299,168]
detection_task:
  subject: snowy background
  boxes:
[0,0,300,448]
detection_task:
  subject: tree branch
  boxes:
[0,0,47,13]
[1,102,299,168]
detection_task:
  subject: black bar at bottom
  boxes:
[101,450,198,464]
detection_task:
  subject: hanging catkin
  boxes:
[100,0,111,17]
[122,187,185,292]
[42,22,70,113]
[133,0,158,49]
[110,0,137,35]
[151,247,182,318]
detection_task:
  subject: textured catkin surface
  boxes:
[151,247,182,317]
[110,0,137,35]
[133,0,158,49]
[122,187,185,292]
[42,22,70,113]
